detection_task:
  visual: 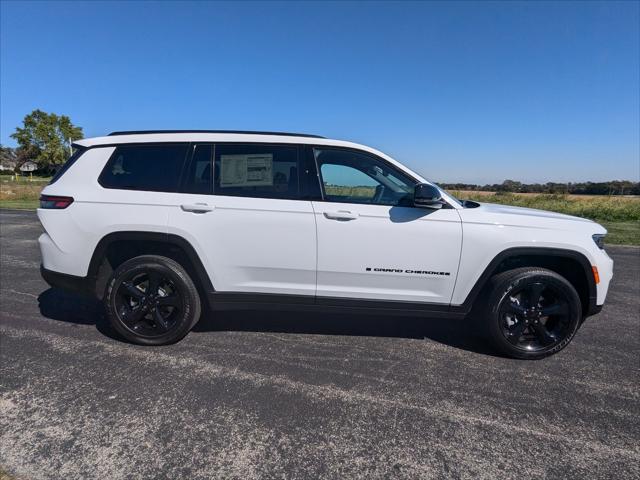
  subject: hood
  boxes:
[474,202,595,224]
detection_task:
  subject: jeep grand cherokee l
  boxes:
[38,130,613,359]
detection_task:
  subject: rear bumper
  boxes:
[40,265,92,296]
[588,304,603,316]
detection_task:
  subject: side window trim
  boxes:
[179,143,214,195]
[49,146,87,185]
[178,142,194,193]
[301,144,323,201]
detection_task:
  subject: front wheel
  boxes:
[482,267,582,360]
[105,255,202,345]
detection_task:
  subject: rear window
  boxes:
[49,147,86,185]
[99,144,189,192]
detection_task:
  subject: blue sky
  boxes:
[1,1,638,183]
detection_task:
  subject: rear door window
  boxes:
[181,144,213,194]
[99,144,189,192]
[213,144,300,199]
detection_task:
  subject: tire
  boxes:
[104,255,202,345]
[481,267,582,360]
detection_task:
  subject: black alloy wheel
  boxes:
[115,270,183,337]
[499,281,572,352]
[483,267,582,359]
[105,255,201,345]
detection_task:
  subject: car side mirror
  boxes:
[414,183,446,209]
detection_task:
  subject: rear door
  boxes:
[168,143,317,296]
[310,147,462,304]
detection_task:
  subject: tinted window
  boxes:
[314,148,416,206]
[214,144,300,199]
[99,144,189,192]
[181,144,213,194]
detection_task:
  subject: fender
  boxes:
[452,247,598,316]
[87,231,215,298]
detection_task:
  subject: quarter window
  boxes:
[314,148,416,206]
[99,144,189,192]
[213,144,300,199]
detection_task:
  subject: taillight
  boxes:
[39,195,74,209]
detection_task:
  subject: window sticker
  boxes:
[220,154,274,187]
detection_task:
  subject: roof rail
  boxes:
[107,130,325,139]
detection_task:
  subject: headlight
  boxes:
[592,234,606,249]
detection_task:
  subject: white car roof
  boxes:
[76,131,377,153]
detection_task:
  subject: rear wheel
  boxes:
[483,267,582,359]
[105,255,201,345]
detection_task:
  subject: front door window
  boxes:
[314,148,415,206]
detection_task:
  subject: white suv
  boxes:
[38,130,613,359]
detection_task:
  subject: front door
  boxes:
[311,147,462,304]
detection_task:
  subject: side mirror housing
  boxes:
[414,183,446,209]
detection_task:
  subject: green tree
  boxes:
[10,109,83,171]
[501,179,523,192]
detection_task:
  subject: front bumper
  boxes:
[594,249,614,306]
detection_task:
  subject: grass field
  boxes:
[453,190,640,222]
[1,180,638,245]
[454,191,639,245]
[0,177,48,210]
[599,221,639,246]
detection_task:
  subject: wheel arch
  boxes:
[459,247,598,317]
[87,231,214,300]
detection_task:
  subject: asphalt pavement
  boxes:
[1,209,638,479]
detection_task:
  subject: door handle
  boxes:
[181,203,214,213]
[324,210,359,220]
